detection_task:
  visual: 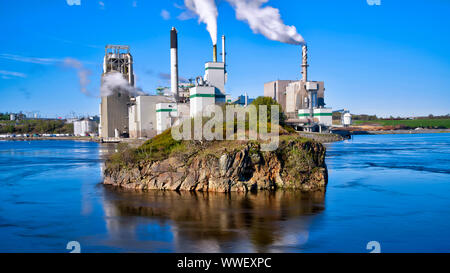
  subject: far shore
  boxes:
[1,128,449,144]
[353,128,450,135]
[0,136,98,142]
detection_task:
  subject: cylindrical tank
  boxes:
[343,113,352,126]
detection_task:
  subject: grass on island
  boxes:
[353,118,450,129]
[108,123,305,168]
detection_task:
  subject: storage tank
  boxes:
[343,112,352,127]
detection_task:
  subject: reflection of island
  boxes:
[101,187,326,252]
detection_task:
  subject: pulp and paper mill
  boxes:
[99,27,341,140]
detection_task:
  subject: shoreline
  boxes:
[349,128,450,135]
[0,136,98,142]
[1,129,448,143]
[366,129,450,135]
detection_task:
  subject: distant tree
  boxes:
[0,113,10,121]
[251,96,286,125]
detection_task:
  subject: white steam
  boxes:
[183,0,218,45]
[101,72,146,97]
[63,58,92,96]
[225,0,305,45]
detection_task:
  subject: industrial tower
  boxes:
[99,45,135,138]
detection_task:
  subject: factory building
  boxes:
[99,28,231,140]
[126,28,228,138]
[156,103,178,134]
[74,118,97,136]
[263,80,292,113]
[189,35,228,117]
[264,45,332,130]
[99,45,134,138]
[285,80,325,118]
[128,96,171,139]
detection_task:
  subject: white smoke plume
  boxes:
[183,0,218,45]
[101,72,146,97]
[225,0,305,45]
[63,58,93,96]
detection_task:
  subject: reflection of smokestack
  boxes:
[301,44,308,82]
[213,44,217,62]
[171,27,179,101]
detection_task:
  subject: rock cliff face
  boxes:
[104,138,328,193]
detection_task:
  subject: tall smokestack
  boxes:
[213,44,218,63]
[301,44,308,82]
[222,35,226,64]
[222,35,227,83]
[171,27,179,101]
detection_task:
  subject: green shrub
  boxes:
[136,129,185,161]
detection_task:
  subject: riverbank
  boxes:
[366,128,450,135]
[0,136,147,147]
[297,132,345,143]
[0,136,96,141]
[332,127,450,136]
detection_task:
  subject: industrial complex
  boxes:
[98,27,230,141]
[264,45,332,132]
[97,27,348,141]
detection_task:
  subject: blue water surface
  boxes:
[0,134,449,253]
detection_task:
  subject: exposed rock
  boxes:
[104,137,328,193]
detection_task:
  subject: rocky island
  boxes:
[103,130,328,193]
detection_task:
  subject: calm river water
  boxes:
[0,134,449,252]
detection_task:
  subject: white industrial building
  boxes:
[189,40,227,117]
[74,118,97,136]
[128,96,172,139]
[156,103,178,134]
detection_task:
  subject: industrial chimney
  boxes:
[171,27,179,101]
[213,44,218,63]
[301,45,308,82]
[222,35,227,83]
[222,35,226,64]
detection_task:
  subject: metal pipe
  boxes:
[127,53,134,87]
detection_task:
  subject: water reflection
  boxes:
[101,188,326,252]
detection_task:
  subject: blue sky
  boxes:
[0,0,449,118]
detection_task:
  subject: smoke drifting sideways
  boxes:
[100,72,146,97]
[183,0,218,45]
[63,58,93,97]
[226,0,305,45]
[158,72,190,83]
